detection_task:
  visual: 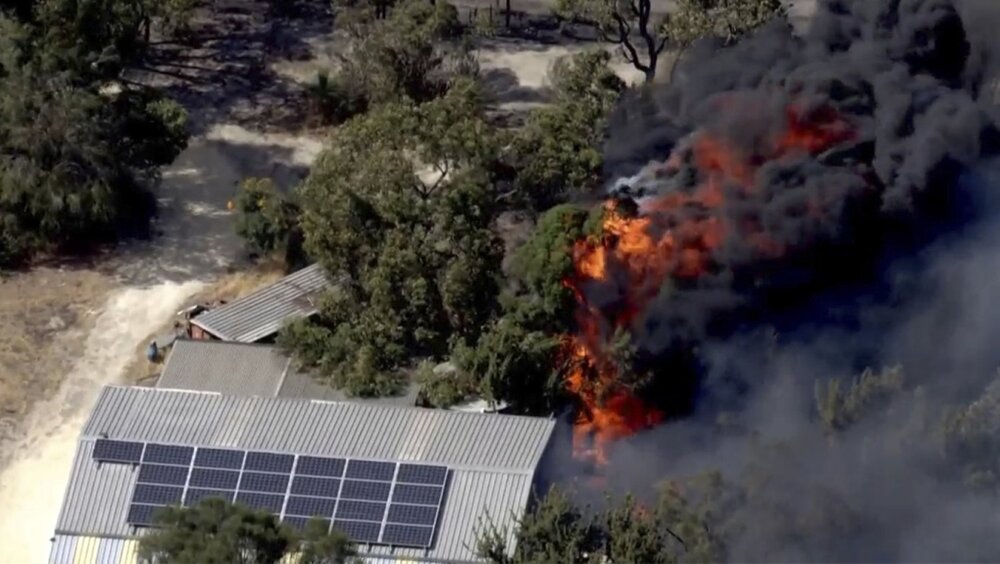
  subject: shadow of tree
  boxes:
[103,137,310,286]
[132,0,335,135]
[480,67,552,105]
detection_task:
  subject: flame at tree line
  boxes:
[563,102,857,467]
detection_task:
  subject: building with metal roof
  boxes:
[50,386,556,564]
[157,339,419,406]
[190,263,331,343]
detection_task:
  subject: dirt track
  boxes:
[0,283,205,562]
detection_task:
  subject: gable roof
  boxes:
[53,386,556,563]
[190,263,330,342]
[156,339,419,406]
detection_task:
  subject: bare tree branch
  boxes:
[610,11,648,73]
[663,524,688,550]
[423,160,450,198]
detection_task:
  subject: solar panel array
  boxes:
[93,439,448,548]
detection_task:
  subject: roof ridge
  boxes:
[74,436,546,475]
[174,338,285,351]
[104,385,556,422]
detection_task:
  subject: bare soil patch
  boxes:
[0,268,115,457]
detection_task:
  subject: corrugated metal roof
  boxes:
[55,441,136,538]
[49,535,299,564]
[156,340,419,406]
[158,340,292,396]
[82,387,552,471]
[49,535,142,564]
[54,386,555,563]
[190,263,331,342]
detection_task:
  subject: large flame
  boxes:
[563,103,855,467]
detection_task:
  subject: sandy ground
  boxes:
[0,283,204,563]
[0,4,327,556]
[0,119,323,560]
[477,39,648,111]
[0,269,113,456]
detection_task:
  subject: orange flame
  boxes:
[562,102,855,468]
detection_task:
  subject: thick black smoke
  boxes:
[560,0,1000,560]
[598,0,999,357]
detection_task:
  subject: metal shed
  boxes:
[189,263,331,343]
[50,386,556,564]
[157,339,419,405]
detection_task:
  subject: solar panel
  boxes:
[340,479,391,502]
[143,444,194,466]
[184,488,235,506]
[244,451,294,473]
[93,439,143,464]
[396,464,448,486]
[296,456,345,478]
[239,472,289,494]
[194,448,244,469]
[189,468,240,490]
[335,500,386,522]
[345,460,395,482]
[290,476,340,498]
[132,484,184,505]
[127,504,160,527]
[120,453,449,546]
[285,496,337,518]
[387,503,438,527]
[137,464,189,486]
[236,492,285,513]
[333,519,381,543]
[382,523,434,547]
[391,484,443,506]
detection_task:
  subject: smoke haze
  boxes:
[558,0,1000,560]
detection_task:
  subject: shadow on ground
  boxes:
[105,135,313,286]
[133,0,334,135]
[481,67,552,105]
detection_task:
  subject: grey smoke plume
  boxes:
[593,0,1000,356]
[562,0,1000,560]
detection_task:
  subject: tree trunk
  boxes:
[645,50,658,83]
[505,0,511,28]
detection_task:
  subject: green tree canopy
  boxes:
[138,498,294,564]
[13,0,197,78]
[512,50,625,209]
[478,486,723,564]
[503,203,594,330]
[0,44,187,266]
[0,6,188,268]
[448,203,599,413]
[814,366,906,433]
[233,177,305,266]
[663,0,785,78]
[138,498,355,564]
[450,316,562,413]
[298,517,357,564]
[941,372,1000,491]
[282,79,504,396]
[478,487,601,564]
[334,0,473,109]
